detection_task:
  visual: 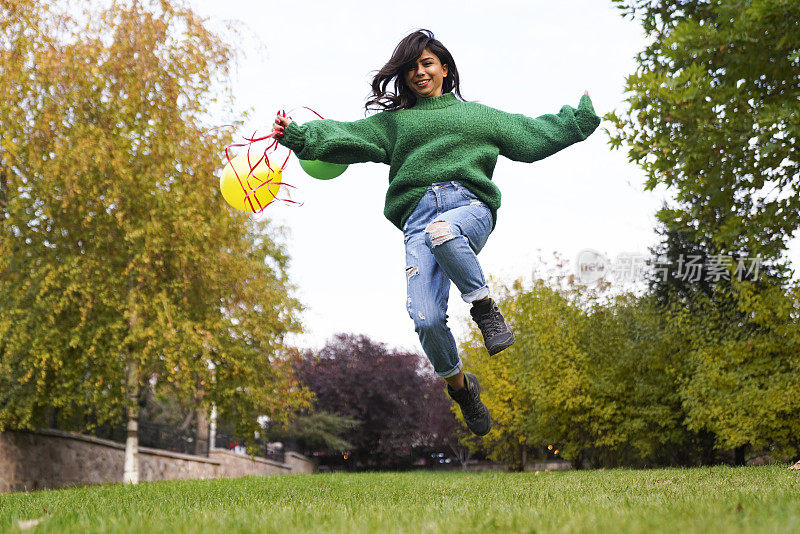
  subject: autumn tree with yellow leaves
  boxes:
[459,279,691,469]
[459,278,595,470]
[0,0,310,482]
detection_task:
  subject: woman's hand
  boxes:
[272,114,292,136]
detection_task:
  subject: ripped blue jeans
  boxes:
[402,181,493,378]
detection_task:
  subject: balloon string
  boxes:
[221,106,325,216]
[286,106,326,120]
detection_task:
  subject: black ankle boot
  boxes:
[447,372,492,436]
[470,298,515,356]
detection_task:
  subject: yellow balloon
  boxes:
[220,154,282,212]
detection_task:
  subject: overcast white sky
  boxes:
[189,0,798,353]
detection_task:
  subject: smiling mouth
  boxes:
[415,79,430,88]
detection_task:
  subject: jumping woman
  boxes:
[273,29,600,436]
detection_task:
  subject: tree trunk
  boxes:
[123,359,140,484]
[0,167,9,279]
[734,444,747,466]
[195,408,209,456]
[0,167,7,216]
[508,443,525,472]
[571,451,584,470]
[449,442,471,471]
[209,404,218,451]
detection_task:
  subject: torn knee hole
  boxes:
[424,220,456,247]
[406,266,419,279]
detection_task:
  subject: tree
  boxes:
[462,271,737,469]
[578,291,712,466]
[644,209,796,463]
[263,411,359,455]
[0,0,310,482]
[607,0,800,264]
[293,334,459,468]
[607,0,800,462]
[461,279,595,470]
[670,280,800,461]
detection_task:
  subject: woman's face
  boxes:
[405,49,448,98]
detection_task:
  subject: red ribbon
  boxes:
[221,107,326,216]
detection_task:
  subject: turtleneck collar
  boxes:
[411,92,458,110]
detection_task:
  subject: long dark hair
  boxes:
[365,29,463,112]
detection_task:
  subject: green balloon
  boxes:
[297,159,348,180]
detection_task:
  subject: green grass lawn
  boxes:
[1,466,799,533]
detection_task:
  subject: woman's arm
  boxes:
[493,93,601,163]
[274,113,391,165]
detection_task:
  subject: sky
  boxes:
[188,0,798,353]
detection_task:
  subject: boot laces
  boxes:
[461,384,483,421]
[463,398,483,421]
[476,307,505,338]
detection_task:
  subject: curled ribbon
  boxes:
[221,106,326,217]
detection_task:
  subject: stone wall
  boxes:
[139,447,219,483]
[0,429,314,494]
[208,449,290,478]
[285,451,316,474]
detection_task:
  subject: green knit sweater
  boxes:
[278,92,601,231]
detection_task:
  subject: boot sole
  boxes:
[487,332,515,356]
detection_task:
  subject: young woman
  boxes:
[273,29,600,436]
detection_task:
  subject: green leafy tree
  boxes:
[607,0,800,462]
[645,213,797,463]
[263,411,359,455]
[462,269,730,468]
[607,0,800,264]
[577,292,711,466]
[672,280,800,460]
[0,0,310,481]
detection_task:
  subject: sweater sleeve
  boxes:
[278,113,391,165]
[493,94,601,163]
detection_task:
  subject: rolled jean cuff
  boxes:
[437,360,463,379]
[461,285,489,303]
